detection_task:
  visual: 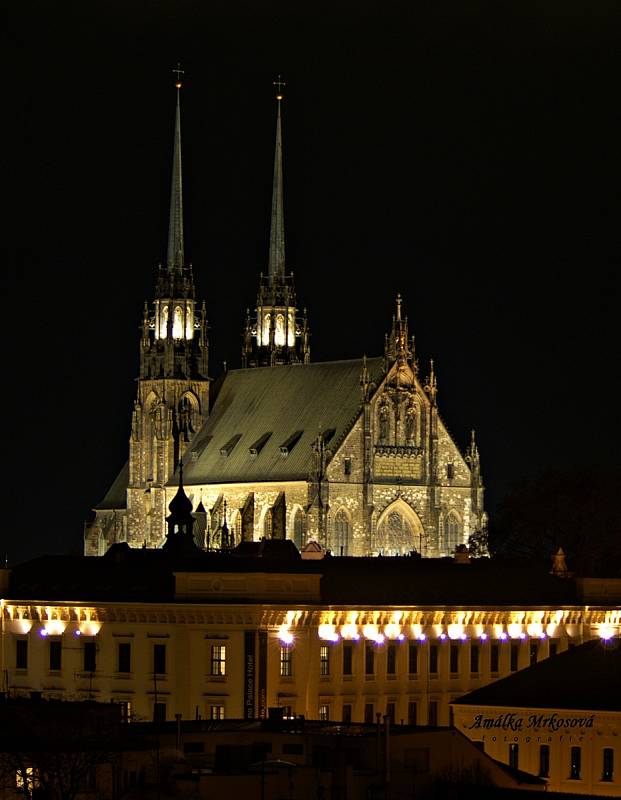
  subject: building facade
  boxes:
[2,552,620,731]
[84,80,486,559]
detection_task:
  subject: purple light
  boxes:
[460,633,467,641]
[74,630,82,637]
[39,628,48,638]
[499,632,508,640]
[439,633,447,640]
[519,633,527,640]
[539,633,547,639]
[397,634,405,641]
[480,633,488,641]
[418,634,426,642]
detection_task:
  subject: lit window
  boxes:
[210,705,225,720]
[319,704,329,721]
[320,644,330,676]
[443,513,460,554]
[211,644,226,676]
[334,510,351,556]
[120,701,132,723]
[280,646,292,677]
[16,767,38,795]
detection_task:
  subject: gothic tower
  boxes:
[242,80,310,368]
[125,73,209,547]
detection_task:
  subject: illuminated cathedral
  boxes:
[84,79,487,558]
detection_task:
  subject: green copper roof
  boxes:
[180,358,384,485]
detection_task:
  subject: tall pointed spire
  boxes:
[268,76,286,279]
[241,77,310,368]
[167,64,185,270]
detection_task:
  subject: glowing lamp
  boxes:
[39,628,48,637]
[507,623,523,639]
[74,630,81,637]
[439,633,447,640]
[519,633,527,640]
[418,633,426,642]
[318,624,339,642]
[599,626,615,641]
[279,631,294,645]
[460,633,468,641]
[397,633,406,641]
[499,632,508,641]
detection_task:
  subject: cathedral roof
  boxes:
[95,460,129,510]
[179,357,385,486]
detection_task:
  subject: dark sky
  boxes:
[6,1,620,566]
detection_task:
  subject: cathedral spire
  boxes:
[167,65,185,270]
[268,76,286,280]
[241,77,310,368]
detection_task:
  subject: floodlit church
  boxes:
[84,79,486,559]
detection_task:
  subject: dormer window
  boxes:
[280,430,303,457]
[249,432,272,457]
[220,434,242,457]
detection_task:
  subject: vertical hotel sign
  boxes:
[258,629,268,719]
[244,631,256,719]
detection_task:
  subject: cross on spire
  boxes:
[173,62,184,88]
[274,74,286,99]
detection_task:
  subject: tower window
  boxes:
[446,463,454,480]
[344,458,352,476]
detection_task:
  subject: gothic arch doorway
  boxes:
[375,499,425,556]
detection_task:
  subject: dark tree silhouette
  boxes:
[489,467,621,576]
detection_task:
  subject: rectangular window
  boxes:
[570,746,581,780]
[429,644,438,674]
[408,643,418,675]
[602,748,614,781]
[153,703,166,723]
[446,463,455,480]
[408,701,417,725]
[387,643,397,675]
[386,702,396,723]
[343,642,353,675]
[428,700,438,727]
[342,703,352,724]
[211,644,226,676]
[281,705,294,719]
[344,458,352,476]
[83,641,96,673]
[319,704,330,721]
[529,641,539,666]
[118,642,131,673]
[153,643,166,675]
[470,644,479,674]
[280,646,292,677]
[449,644,459,674]
[49,640,62,671]
[365,643,374,675]
[320,644,330,676]
[210,705,225,720]
[509,743,519,770]
[364,703,374,724]
[490,642,499,672]
[539,745,550,778]
[16,640,28,670]
[120,701,132,723]
[510,641,519,672]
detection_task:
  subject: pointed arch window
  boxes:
[275,313,285,346]
[264,508,273,539]
[378,511,414,555]
[443,512,461,555]
[333,510,351,556]
[293,509,305,550]
[261,312,271,346]
[173,305,184,339]
[159,305,169,340]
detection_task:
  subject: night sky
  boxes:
[6,1,620,566]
